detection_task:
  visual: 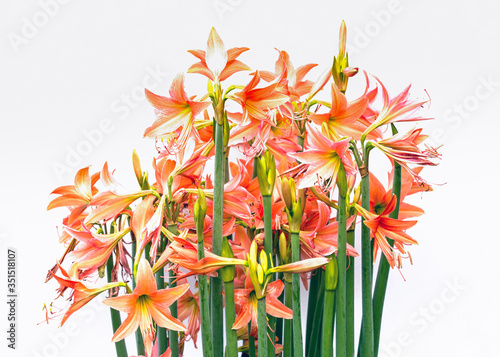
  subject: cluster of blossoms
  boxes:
[45,24,439,357]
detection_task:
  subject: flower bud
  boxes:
[279,232,290,265]
[260,250,268,272]
[257,264,264,285]
[256,150,276,197]
[325,255,338,291]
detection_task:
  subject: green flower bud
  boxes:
[325,255,338,291]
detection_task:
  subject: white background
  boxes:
[1,1,499,356]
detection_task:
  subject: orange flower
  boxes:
[231,71,290,124]
[288,123,356,191]
[144,73,211,143]
[369,172,424,220]
[309,83,373,140]
[64,225,130,276]
[103,259,189,357]
[49,263,126,326]
[371,128,440,175]
[47,167,100,225]
[188,27,250,82]
[362,78,430,139]
[260,49,317,100]
[232,278,292,331]
[355,196,418,268]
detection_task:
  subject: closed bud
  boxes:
[279,232,289,264]
[336,163,348,197]
[325,255,338,291]
[257,264,264,285]
[132,150,143,187]
[342,67,358,78]
[260,250,268,272]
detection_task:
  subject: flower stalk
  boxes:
[372,125,402,356]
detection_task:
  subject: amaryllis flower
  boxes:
[47,167,100,225]
[103,259,189,357]
[260,49,317,100]
[287,123,356,191]
[231,71,290,125]
[355,196,418,268]
[362,77,430,139]
[49,263,126,326]
[299,201,358,258]
[309,83,374,140]
[64,225,130,276]
[144,73,211,143]
[369,172,424,220]
[232,278,292,331]
[167,236,247,280]
[371,128,440,173]
[176,280,201,348]
[188,27,250,82]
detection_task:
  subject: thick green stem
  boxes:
[322,289,336,357]
[197,214,213,357]
[284,277,293,357]
[211,120,225,356]
[258,297,268,357]
[106,255,128,357]
[156,269,168,354]
[249,322,256,357]
[359,167,374,357]
[291,232,303,357]
[276,271,284,345]
[169,269,179,356]
[306,270,325,357]
[372,157,401,356]
[224,281,238,357]
[346,227,356,357]
[263,195,275,356]
[131,239,145,356]
[336,193,347,357]
[305,269,320,351]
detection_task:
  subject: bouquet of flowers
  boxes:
[45,23,439,357]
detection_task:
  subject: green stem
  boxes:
[258,297,268,357]
[131,238,145,356]
[359,164,374,357]
[322,289,336,357]
[346,227,356,357]
[372,153,401,356]
[284,277,293,357]
[166,225,179,357]
[275,271,284,346]
[224,281,238,357]
[306,270,325,357]
[249,322,256,357]
[196,214,213,357]
[106,255,128,357]
[263,195,275,356]
[336,193,347,357]
[305,269,320,351]
[211,120,225,357]
[156,269,168,354]
[291,231,303,357]
[169,269,179,356]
